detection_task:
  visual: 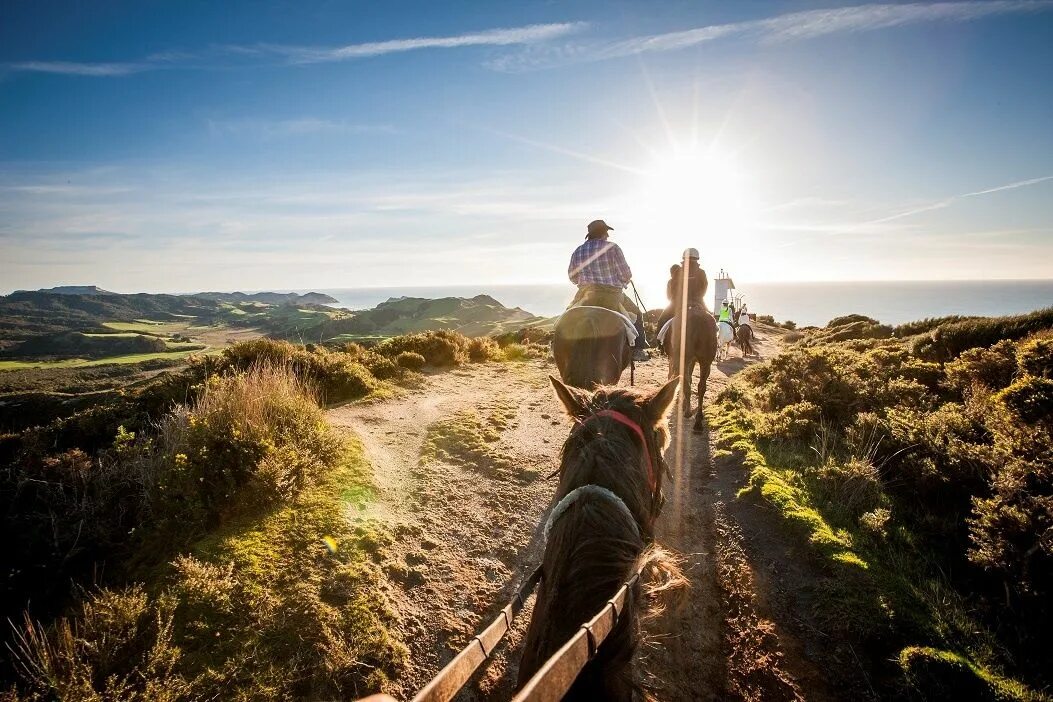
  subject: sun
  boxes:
[632,146,749,240]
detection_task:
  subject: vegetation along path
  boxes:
[329,326,837,701]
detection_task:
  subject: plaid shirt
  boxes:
[568,238,632,288]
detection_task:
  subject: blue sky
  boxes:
[2,0,1052,295]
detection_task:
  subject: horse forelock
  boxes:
[557,387,667,531]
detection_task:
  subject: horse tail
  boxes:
[518,493,649,700]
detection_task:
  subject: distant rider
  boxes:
[656,248,709,333]
[567,219,649,361]
[718,300,733,327]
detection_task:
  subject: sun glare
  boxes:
[621,144,754,297]
[634,146,749,238]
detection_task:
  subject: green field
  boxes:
[0,347,214,371]
[103,320,181,332]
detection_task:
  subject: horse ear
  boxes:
[550,375,587,419]
[644,377,680,424]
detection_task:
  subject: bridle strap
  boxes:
[581,409,656,495]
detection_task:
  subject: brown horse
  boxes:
[552,306,632,389]
[663,306,717,431]
[735,323,756,358]
[517,377,682,700]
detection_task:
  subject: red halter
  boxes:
[581,409,656,495]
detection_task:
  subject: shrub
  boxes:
[502,343,539,362]
[358,350,401,380]
[466,336,501,362]
[152,364,341,529]
[914,307,1053,361]
[375,330,468,366]
[1018,335,1053,380]
[996,377,1053,426]
[10,585,191,702]
[395,351,425,371]
[946,341,1019,394]
[219,340,378,403]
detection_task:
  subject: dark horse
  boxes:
[735,323,756,358]
[662,306,717,431]
[553,306,632,388]
[517,377,682,700]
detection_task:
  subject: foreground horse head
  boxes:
[517,377,683,701]
[552,306,632,389]
[663,307,717,431]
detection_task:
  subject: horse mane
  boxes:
[517,386,682,700]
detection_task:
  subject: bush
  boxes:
[466,336,501,362]
[914,308,1053,361]
[152,364,341,529]
[395,351,425,371]
[502,343,543,362]
[946,341,1019,394]
[1018,335,1053,379]
[375,330,468,366]
[219,339,377,403]
[358,350,401,380]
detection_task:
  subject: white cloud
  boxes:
[490,1,1053,71]
[265,22,587,63]
[6,22,586,77]
[7,61,149,76]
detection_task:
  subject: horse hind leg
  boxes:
[694,358,711,432]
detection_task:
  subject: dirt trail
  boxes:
[328,327,840,701]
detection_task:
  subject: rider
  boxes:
[567,219,649,362]
[655,248,708,333]
[718,300,733,327]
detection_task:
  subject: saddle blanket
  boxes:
[559,306,638,346]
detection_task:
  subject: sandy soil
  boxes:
[328,326,844,701]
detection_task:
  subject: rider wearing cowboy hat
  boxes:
[567,219,649,361]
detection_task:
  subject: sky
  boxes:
[1,0,1052,294]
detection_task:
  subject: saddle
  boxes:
[557,306,638,347]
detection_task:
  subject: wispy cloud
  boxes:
[490,1,1053,71]
[5,22,586,77]
[258,22,587,64]
[7,60,150,76]
[865,174,1053,225]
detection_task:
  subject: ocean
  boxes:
[309,280,1053,328]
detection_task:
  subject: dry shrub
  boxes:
[218,339,377,403]
[375,330,468,366]
[357,350,401,380]
[502,343,543,362]
[152,363,341,528]
[395,351,425,371]
[10,585,191,702]
[466,336,501,362]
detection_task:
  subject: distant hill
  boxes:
[0,291,224,346]
[23,285,117,296]
[316,294,550,340]
[196,291,339,305]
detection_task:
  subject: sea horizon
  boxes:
[302,278,1053,328]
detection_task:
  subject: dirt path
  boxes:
[329,327,841,701]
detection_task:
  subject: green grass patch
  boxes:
[421,408,536,482]
[0,348,211,371]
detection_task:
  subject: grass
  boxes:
[103,320,180,332]
[0,348,213,371]
[6,366,407,700]
[420,407,537,482]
